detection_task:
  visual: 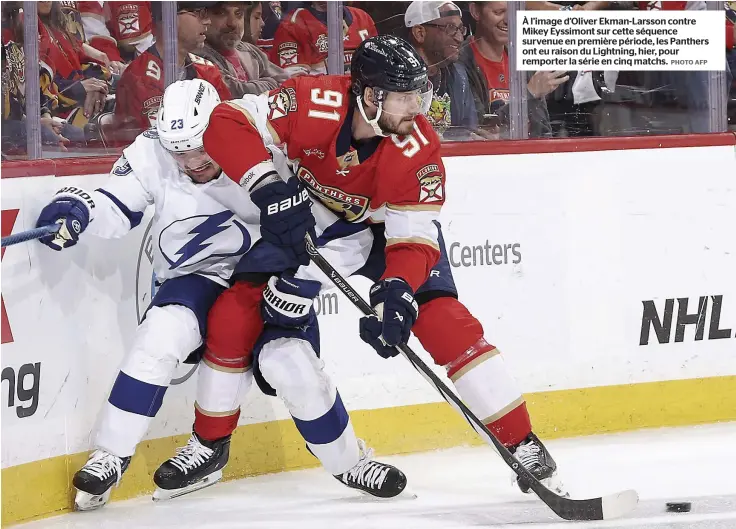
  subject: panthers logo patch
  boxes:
[297,167,369,222]
[267,87,297,120]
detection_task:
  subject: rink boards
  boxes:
[2,137,735,525]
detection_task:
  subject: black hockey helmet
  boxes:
[351,35,429,100]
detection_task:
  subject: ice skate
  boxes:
[512,432,567,496]
[334,439,407,499]
[72,450,131,511]
[152,432,229,501]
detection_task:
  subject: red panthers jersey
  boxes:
[204,75,445,291]
[269,6,377,73]
[79,2,153,62]
[115,45,232,134]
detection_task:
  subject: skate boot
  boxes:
[72,450,131,511]
[334,439,407,498]
[152,431,230,500]
[511,432,566,496]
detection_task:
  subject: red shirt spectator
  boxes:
[470,39,509,113]
[78,2,154,63]
[270,3,376,74]
[113,3,231,141]
[115,45,231,134]
[38,2,109,119]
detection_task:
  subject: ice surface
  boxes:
[18,422,736,528]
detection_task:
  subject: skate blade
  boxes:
[74,488,112,512]
[356,485,418,501]
[510,472,569,498]
[152,469,223,501]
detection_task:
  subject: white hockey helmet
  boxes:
[156,79,221,153]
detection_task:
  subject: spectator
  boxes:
[78,1,153,67]
[463,1,566,138]
[196,1,290,97]
[257,1,283,54]
[404,0,478,139]
[114,1,232,143]
[2,2,73,153]
[270,2,377,75]
[247,0,266,43]
[2,2,27,152]
[38,1,109,143]
[52,2,126,76]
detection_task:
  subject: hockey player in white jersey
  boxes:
[33,79,263,511]
[35,78,407,510]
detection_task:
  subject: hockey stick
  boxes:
[304,234,638,521]
[1,224,60,248]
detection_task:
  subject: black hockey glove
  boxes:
[250,178,316,267]
[359,278,419,358]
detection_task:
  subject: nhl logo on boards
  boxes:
[267,87,297,120]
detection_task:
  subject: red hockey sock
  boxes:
[413,297,532,447]
[193,281,265,441]
[194,406,241,442]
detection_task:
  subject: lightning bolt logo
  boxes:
[162,211,247,270]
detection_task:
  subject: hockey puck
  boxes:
[666,502,691,513]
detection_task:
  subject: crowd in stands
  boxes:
[2,1,735,157]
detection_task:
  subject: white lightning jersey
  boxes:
[86,130,266,286]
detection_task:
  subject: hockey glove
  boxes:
[262,273,321,328]
[250,178,316,267]
[359,278,419,359]
[36,186,94,251]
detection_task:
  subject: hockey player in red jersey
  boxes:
[154,35,565,499]
[114,2,232,141]
[269,1,376,75]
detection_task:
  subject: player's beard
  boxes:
[377,111,417,136]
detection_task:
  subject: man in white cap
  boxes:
[404,1,479,139]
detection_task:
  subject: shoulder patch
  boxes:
[267,87,297,120]
[142,95,162,125]
[416,164,444,203]
[316,34,328,53]
[112,155,133,176]
[142,127,159,139]
[277,41,298,67]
